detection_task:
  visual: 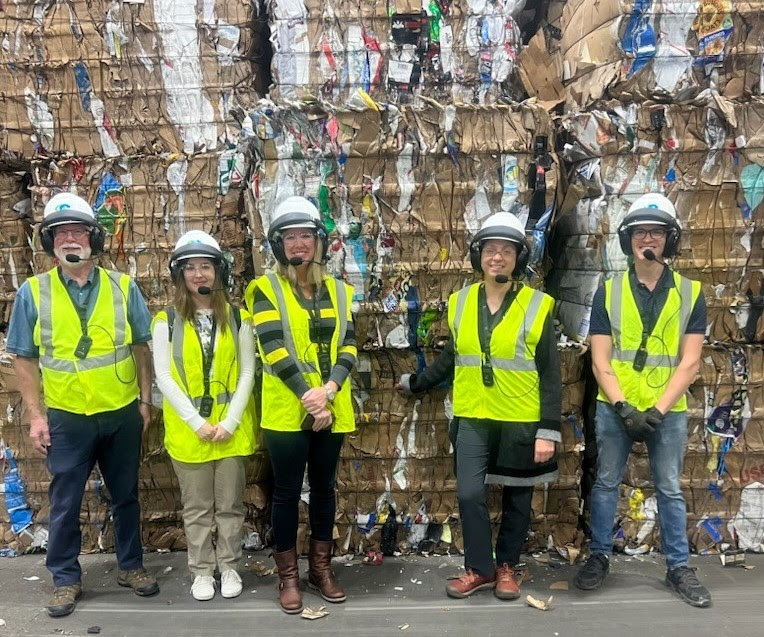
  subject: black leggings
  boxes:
[264,429,345,552]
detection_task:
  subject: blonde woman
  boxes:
[245,197,356,614]
[153,231,257,601]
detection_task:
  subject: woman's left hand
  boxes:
[211,426,232,443]
[534,438,556,464]
[301,387,328,414]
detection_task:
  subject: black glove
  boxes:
[616,402,656,442]
[644,407,665,428]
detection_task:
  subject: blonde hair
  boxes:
[274,261,326,289]
[173,261,231,333]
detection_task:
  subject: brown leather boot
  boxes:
[307,539,346,603]
[272,548,303,614]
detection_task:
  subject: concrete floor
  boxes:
[0,550,761,637]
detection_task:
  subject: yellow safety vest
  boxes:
[28,267,138,414]
[448,283,554,421]
[245,273,356,433]
[152,306,257,463]
[597,270,702,411]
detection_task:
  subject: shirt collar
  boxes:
[58,265,98,287]
[628,263,674,291]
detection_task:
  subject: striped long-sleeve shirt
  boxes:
[251,283,357,398]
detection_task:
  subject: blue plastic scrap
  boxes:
[3,448,33,534]
[621,0,656,78]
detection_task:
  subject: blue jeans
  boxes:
[590,401,689,568]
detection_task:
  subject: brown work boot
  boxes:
[445,568,496,599]
[273,548,303,614]
[307,539,346,603]
[117,567,160,596]
[495,563,521,600]
[47,584,82,617]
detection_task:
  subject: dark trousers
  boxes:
[457,420,534,577]
[46,401,144,587]
[263,429,344,552]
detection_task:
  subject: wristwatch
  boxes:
[614,400,630,417]
[324,384,337,402]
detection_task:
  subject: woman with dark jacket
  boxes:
[398,212,561,600]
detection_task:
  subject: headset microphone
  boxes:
[288,256,323,267]
[197,286,227,295]
[643,249,656,261]
[64,254,97,263]
[494,275,510,284]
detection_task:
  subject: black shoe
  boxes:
[665,566,712,608]
[574,553,610,590]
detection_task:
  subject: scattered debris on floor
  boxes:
[526,595,553,611]
[301,606,329,620]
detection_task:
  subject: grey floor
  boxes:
[0,550,761,637]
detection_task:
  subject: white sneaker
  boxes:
[220,569,243,599]
[191,575,216,601]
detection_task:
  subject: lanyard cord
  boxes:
[58,267,92,336]
[193,317,217,397]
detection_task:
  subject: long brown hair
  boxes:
[173,260,231,333]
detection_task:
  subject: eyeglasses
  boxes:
[55,227,90,239]
[182,262,216,275]
[482,247,516,259]
[283,231,316,243]
[632,228,667,240]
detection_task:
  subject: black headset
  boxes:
[169,242,231,285]
[617,209,681,258]
[39,215,106,257]
[469,227,530,279]
[268,212,329,266]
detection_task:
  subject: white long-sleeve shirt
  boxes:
[152,312,256,434]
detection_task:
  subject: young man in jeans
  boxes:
[574,193,711,608]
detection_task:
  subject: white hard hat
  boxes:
[42,192,97,229]
[622,193,678,228]
[472,212,527,246]
[268,196,323,239]
[171,230,223,263]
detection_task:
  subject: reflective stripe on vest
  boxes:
[451,285,545,373]
[599,270,701,411]
[261,273,349,375]
[31,268,137,414]
[253,273,356,433]
[609,273,693,366]
[448,283,552,422]
[37,270,128,358]
[170,306,241,406]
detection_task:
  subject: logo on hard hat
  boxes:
[55,203,71,211]
[647,204,659,209]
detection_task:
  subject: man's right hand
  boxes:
[195,422,216,442]
[29,414,51,456]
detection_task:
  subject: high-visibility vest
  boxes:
[152,306,257,463]
[597,270,702,411]
[28,267,138,414]
[448,283,554,421]
[246,273,356,433]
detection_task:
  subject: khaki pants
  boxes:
[172,456,246,576]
